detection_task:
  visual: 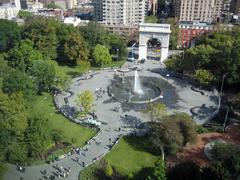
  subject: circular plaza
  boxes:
[4,60,219,180]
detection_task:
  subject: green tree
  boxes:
[62,32,89,66]
[2,69,36,99]
[202,161,231,180]
[0,19,21,52]
[46,2,62,9]
[79,22,109,49]
[194,69,214,86]
[25,115,52,159]
[0,128,13,151]
[18,10,33,19]
[6,39,43,72]
[24,17,58,59]
[167,161,201,180]
[104,164,113,177]
[0,92,27,137]
[150,113,197,154]
[108,33,127,61]
[145,15,159,23]
[165,54,183,72]
[165,18,179,49]
[150,159,166,180]
[30,60,56,93]
[210,142,240,177]
[7,143,28,164]
[93,44,112,67]
[144,102,167,122]
[75,90,94,117]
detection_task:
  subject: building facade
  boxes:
[93,0,147,26]
[178,21,233,48]
[179,22,213,48]
[0,0,21,19]
[176,0,225,23]
[230,0,240,15]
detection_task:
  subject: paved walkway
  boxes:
[4,61,219,180]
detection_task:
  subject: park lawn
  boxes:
[28,93,96,148]
[104,136,159,176]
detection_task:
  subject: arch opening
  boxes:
[147,38,162,61]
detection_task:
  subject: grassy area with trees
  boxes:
[0,16,127,172]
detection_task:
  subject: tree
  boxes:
[6,39,43,72]
[46,2,62,9]
[30,60,56,93]
[0,19,21,52]
[75,90,94,117]
[149,159,166,180]
[202,161,231,180]
[108,33,127,61]
[165,54,183,73]
[92,44,112,67]
[25,115,52,159]
[145,15,159,23]
[104,164,113,177]
[7,143,28,164]
[62,32,89,66]
[165,18,179,49]
[79,22,109,49]
[24,17,58,59]
[144,102,167,122]
[0,92,27,137]
[210,142,240,177]
[167,161,201,180]
[0,128,13,151]
[2,69,37,100]
[18,10,33,19]
[194,69,214,86]
[150,113,197,154]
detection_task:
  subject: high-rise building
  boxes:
[230,0,240,15]
[92,0,103,21]
[38,0,77,9]
[93,0,147,26]
[175,0,225,23]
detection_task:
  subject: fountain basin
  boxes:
[108,76,162,104]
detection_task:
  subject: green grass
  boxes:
[0,162,6,180]
[28,93,96,148]
[104,136,159,176]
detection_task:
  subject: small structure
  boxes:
[138,23,171,62]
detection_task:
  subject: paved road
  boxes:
[4,60,219,180]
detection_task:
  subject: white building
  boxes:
[64,16,89,26]
[0,0,21,19]
[93,0,147,26]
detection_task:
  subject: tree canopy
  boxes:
[93,44,112,67]
[150,113,197,154]
[76,90,94,117]
[165,28,240,87]
[0,19,21,52]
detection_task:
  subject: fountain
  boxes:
[134,70,144,95]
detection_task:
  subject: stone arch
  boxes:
[138,23,171,62]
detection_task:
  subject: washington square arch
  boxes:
[138,23,171,62]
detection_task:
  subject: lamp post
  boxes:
[131,42,136,63]
[218,74,227,108]
[116,48,119,62]
[220,74,227,95]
